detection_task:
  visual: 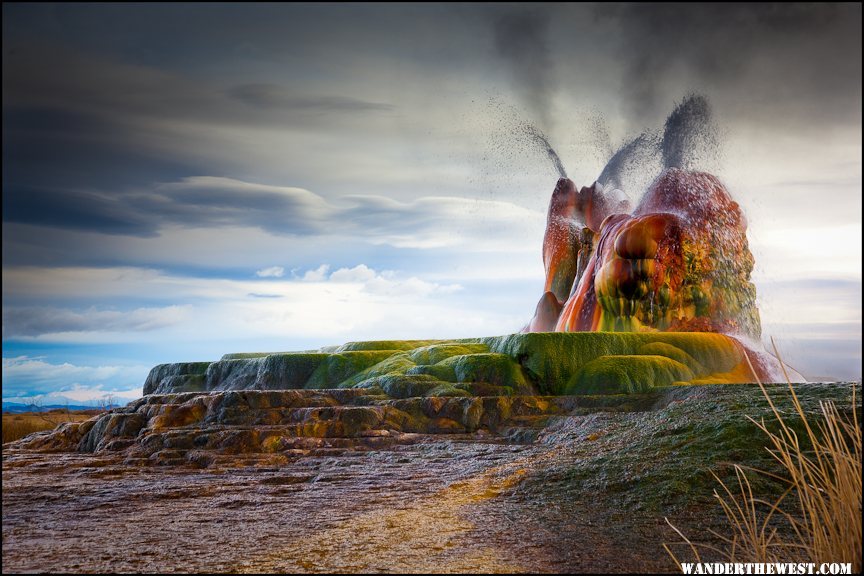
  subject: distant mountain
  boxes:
[2,402,112,413]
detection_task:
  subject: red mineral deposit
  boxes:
[530,168,761,344]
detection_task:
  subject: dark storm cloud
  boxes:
[3,106,193,191]
[3,41,396,129]
[2,178,327,238]
[2,37,397,195]
[593,3,862,124]
[492,10,557,129]
[2,176,537,243]
[3,186,157,237]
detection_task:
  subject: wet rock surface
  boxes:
[3,383,859,573]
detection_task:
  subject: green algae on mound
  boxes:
[145,332,759,398]
[483,332,746,394]
[636,342,706,375]
[335,340,445,352]
[304,351,401,389]
[566,354,694,394]
[408,343,490,365]
[439,353,535,394]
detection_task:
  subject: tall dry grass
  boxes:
[664,344,862,572]
[2,411,96,444]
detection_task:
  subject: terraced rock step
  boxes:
[143,332,790,398]
[16,388,648,465]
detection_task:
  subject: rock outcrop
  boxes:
[13,388,587,461]
[8,331,803,465]
[142,332,780,398]
[530,169,762,340]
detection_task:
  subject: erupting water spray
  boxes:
[524,95,804,383]
[523,124,568,179]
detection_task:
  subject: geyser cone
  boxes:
[531,168,760,340]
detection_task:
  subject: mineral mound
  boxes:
[10,331,793,462]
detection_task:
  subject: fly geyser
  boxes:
[8,96,804,464]
[529,169,760,339]
[6,97,824,576]
[526,95,798,384]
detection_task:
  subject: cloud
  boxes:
[328,264,378,283]
[255,266,285,278]
[750,224,863,282]
[326,264,462,297]
[228,83,394,113]
[2,355,148,399]
[3,185,158,237]
[593,3,862,125]
[2,305,191,338]
[3,176,544,249]
[492,10,557,129]
[301,264,331,282]
[139,177,332,235]
[1,265,479,346]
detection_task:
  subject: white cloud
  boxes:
[315,264,463,297]
[364,274,462,297]
[3,356,121,382]
[301,264,331,281]
[255,265,285,278]
[0,265,506,347]
[329,264,378,283]
[749,223,863,282]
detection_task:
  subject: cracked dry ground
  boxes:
[4,432,686,573]
[7,383,856,573]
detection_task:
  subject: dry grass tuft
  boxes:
[665,340,862,572]
[2,411,97,444]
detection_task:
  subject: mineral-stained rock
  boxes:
[13,330,801,463]
[539,179,630,306]
[530,169,763,342]
[140,332,784,401]
[7,388,593,460]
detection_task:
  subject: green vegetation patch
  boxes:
[407,363,457,382]
[637,342,707,376]
[256,353,330,389]
[485,332,741,394]
[652,333,742,374]
[408,343,489,365]
[304,351,401,389]
[440,353,534,392]
[156,333,749,397]
[566,355,695,395]
[335,340,444,352]
[355,373,449,399]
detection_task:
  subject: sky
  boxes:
[2,3,861,405]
